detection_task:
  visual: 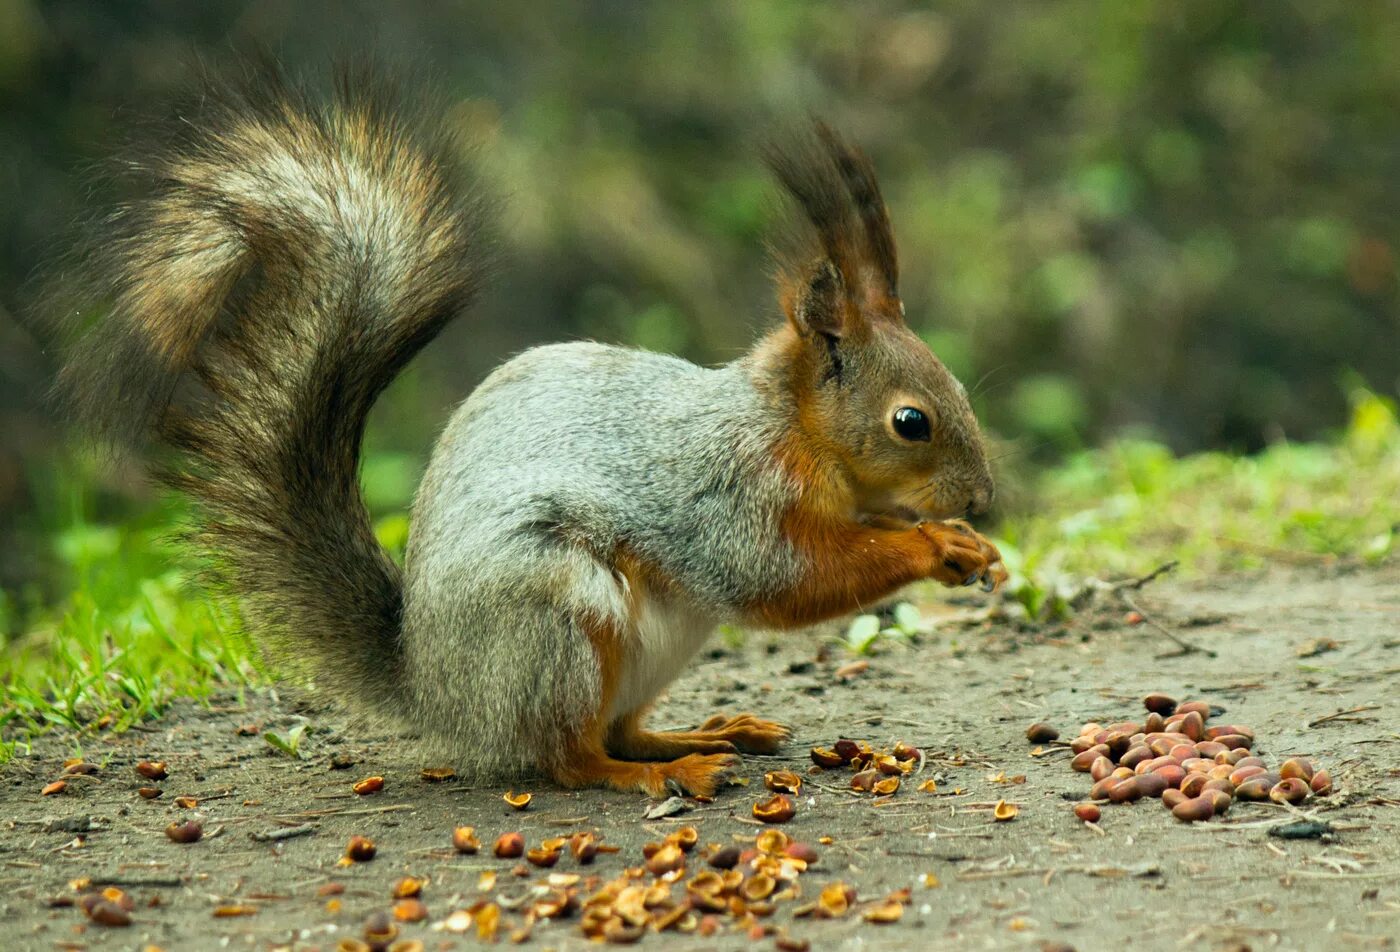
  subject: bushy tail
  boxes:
[47,64,491,707]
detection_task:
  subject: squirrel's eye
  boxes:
[892,406,931,442]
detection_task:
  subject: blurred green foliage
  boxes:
[1,3,1398,656]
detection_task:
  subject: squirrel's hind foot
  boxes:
[552,748,739,798]
[608,711,790,760]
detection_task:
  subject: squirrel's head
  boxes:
[762,124,994,524]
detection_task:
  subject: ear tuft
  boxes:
[792,259,845,339]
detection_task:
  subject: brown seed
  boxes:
[88,899,132,926]
[1119,746,1152,770]
[1280,758,1315,782]
[41,780,66,796]
[1179,711,1205,742]
[452,826,480,854]
[527,846,562,868]
[849,769,879,792]
[345,835,376,862]
[1175,700,1212,718]
[764,770,802,794]
[1108,778,1143,803]
[1229,764,1266,787]
[1171,796,1215,822]
[494,832,524,858]
[1152,765,1186,788]
[784,841,819,864]
[1103,731,1132,759]
[1070,746,1108,772]
[1207,790,1232,815]
[1135,773,1170,798]
[1143,711,1166,733]
[1213,733,1253,751]
[502,790,532,810]
[64,761,99,776]
[708,845,741,869]
[393,898,428,922]
[1310,769,1333,796]
[1073,802,1101,823]
[809,747,843,768]
[753,794,796,823]
[173,796,198,809]
[352,776,384,796]
[1180,774,1208,798]
[1089,756,1115,781]
[1025,722,1059,743]
[1143,693,1177,715]
[135,761,168,781]
[1162,789,1188,809]
[1089,777,1120,800]
[1195,741,1227,758]
[137,786,162,799]
[164,820,203,844]
[1270,778,1309,804]
[775,933,811,952]
[1235,777,1273,801]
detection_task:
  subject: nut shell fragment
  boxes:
[452,826,480,854]
[352,776,384,796]
[753,794,796,824]
[764,770,802,794]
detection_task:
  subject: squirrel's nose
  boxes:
[967,484,994,516]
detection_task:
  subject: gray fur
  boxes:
[405,343,800,777]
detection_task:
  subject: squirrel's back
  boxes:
[407,340,796,611]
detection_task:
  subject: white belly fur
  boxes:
[608,588,716,722]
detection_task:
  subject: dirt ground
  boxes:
[3,562,1398,952]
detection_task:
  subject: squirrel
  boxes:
[49,66,1005,797]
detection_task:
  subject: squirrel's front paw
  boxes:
[917,519,1007,592]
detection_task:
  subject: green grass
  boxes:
[995,386,1399,619]
[3,388,1396,760]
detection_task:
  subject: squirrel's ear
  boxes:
[789,259,852,339]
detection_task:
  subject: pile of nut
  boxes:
[1033,693,1332,823]
[808,739,927,795]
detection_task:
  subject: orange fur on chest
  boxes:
[751,427,933,629]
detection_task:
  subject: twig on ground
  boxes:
[89,875,184,887]
[249,823,317,842]
[1308,705,1381,728]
